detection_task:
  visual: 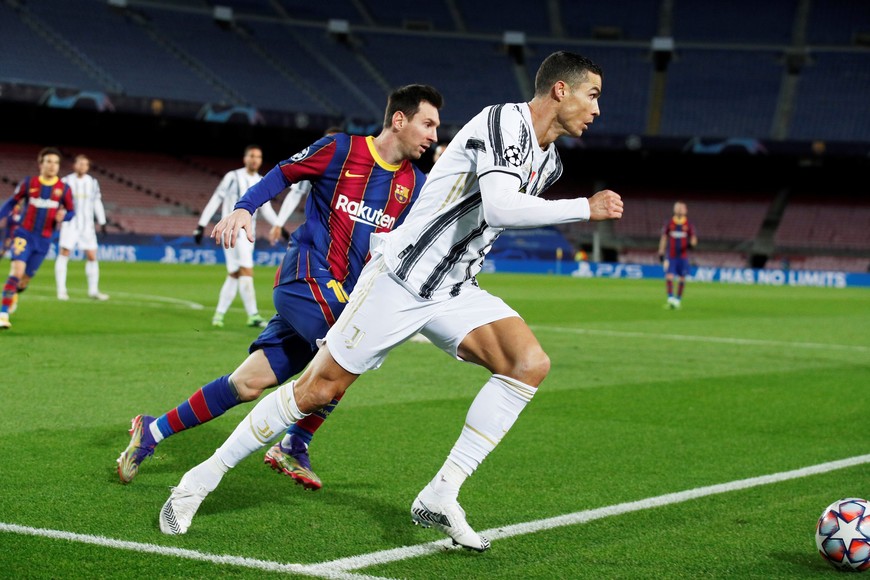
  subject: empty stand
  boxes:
[659,49,782,139]
[671,0,796,44]
[560,0,658,41]
[775,193,870,251]
[788,52,870,142]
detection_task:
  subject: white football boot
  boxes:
[411,485,491,552]
[159,473,210,535]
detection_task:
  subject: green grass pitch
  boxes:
[0,260,868,578]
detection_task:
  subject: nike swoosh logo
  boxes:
[344,170,366,178]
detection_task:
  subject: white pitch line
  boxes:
[311,453,870,574]
[8,289,205,310]
[0,523,384,580]
[534,325,870,353]
[8,454,861,577]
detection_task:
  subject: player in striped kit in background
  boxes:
[0,147,76,329]
[658,200,698,309]
[55,154,110,301]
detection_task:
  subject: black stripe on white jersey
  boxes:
[419,220,489,299]
[395,193,481,286]
[539,149,563,194]
[487,105,507,166]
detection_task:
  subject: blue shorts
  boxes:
[666,256,690,278]
[249,276,350,383]
[9,229,51,278]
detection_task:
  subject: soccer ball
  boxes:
[815,498,870,571]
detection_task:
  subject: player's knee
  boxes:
[294,378,344,413]
[230,373,275,401]
[507,348,550,386]
[525,349,551,384]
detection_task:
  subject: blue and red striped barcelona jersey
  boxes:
[9,176,75,239]
[268,134,425,291]
[662,216,696,259]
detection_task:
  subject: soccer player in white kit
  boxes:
[194,145,281,328]
[55,154,109,301]
[160,52,624,550]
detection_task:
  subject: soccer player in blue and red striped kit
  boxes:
[117,84,443,486]
[0,147,76,329]
[658,200,698,309]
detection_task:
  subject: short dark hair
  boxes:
[38,147,62,163]
[534,51,603,97]
[324,126,342,135]
[244,144,262,155]
[383,84,443,129]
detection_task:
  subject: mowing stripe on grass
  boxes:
[3,454,868,577]
[9,289,205,310]
[535,325,870,353]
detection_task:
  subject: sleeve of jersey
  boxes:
[274,181,308,226]
[0,194,17,221]
[62,186,76,222]
[257,199,280,226]
[480,172,590,227]
[199,173,231,225]
[238,138,335,215]
[94,179,107,225]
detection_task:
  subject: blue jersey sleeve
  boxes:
[0,196,15,221]
[234,165,289,214]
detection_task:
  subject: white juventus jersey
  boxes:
[199,168,276,237]
[61,172,106,231]
[275,179,311,227]
[374,102,564,299]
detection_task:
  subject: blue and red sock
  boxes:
[155,374,240,439]
[1,276,19,313]
[286,392,345,446]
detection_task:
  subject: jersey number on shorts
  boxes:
[12,237,26,256]
[327,279,349,303]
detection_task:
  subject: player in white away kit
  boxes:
[194,145,281,328]
[55,154,109,301]
[160,51,623,551]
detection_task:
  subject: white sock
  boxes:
[215,276,239,315]
[434,374,537,500]
[214,381,307,469]
[149,421,164,443]
[182,454,229,493]
[55,254,69,295]
[86,260,100,295]
[238,275,258,316]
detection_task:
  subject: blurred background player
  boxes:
[658,200,698,309]
[267,127,341,246]
[117,85,442,487]
[0,147,75,329]
[193,144,280,328]
[55,154,109,301]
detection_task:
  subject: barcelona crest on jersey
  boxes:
[393,184,409,204]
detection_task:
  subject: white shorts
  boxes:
[58,222,98,252]
[224,230,255,272]
[323,255,520,374]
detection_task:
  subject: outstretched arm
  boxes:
[479,172,622,228]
